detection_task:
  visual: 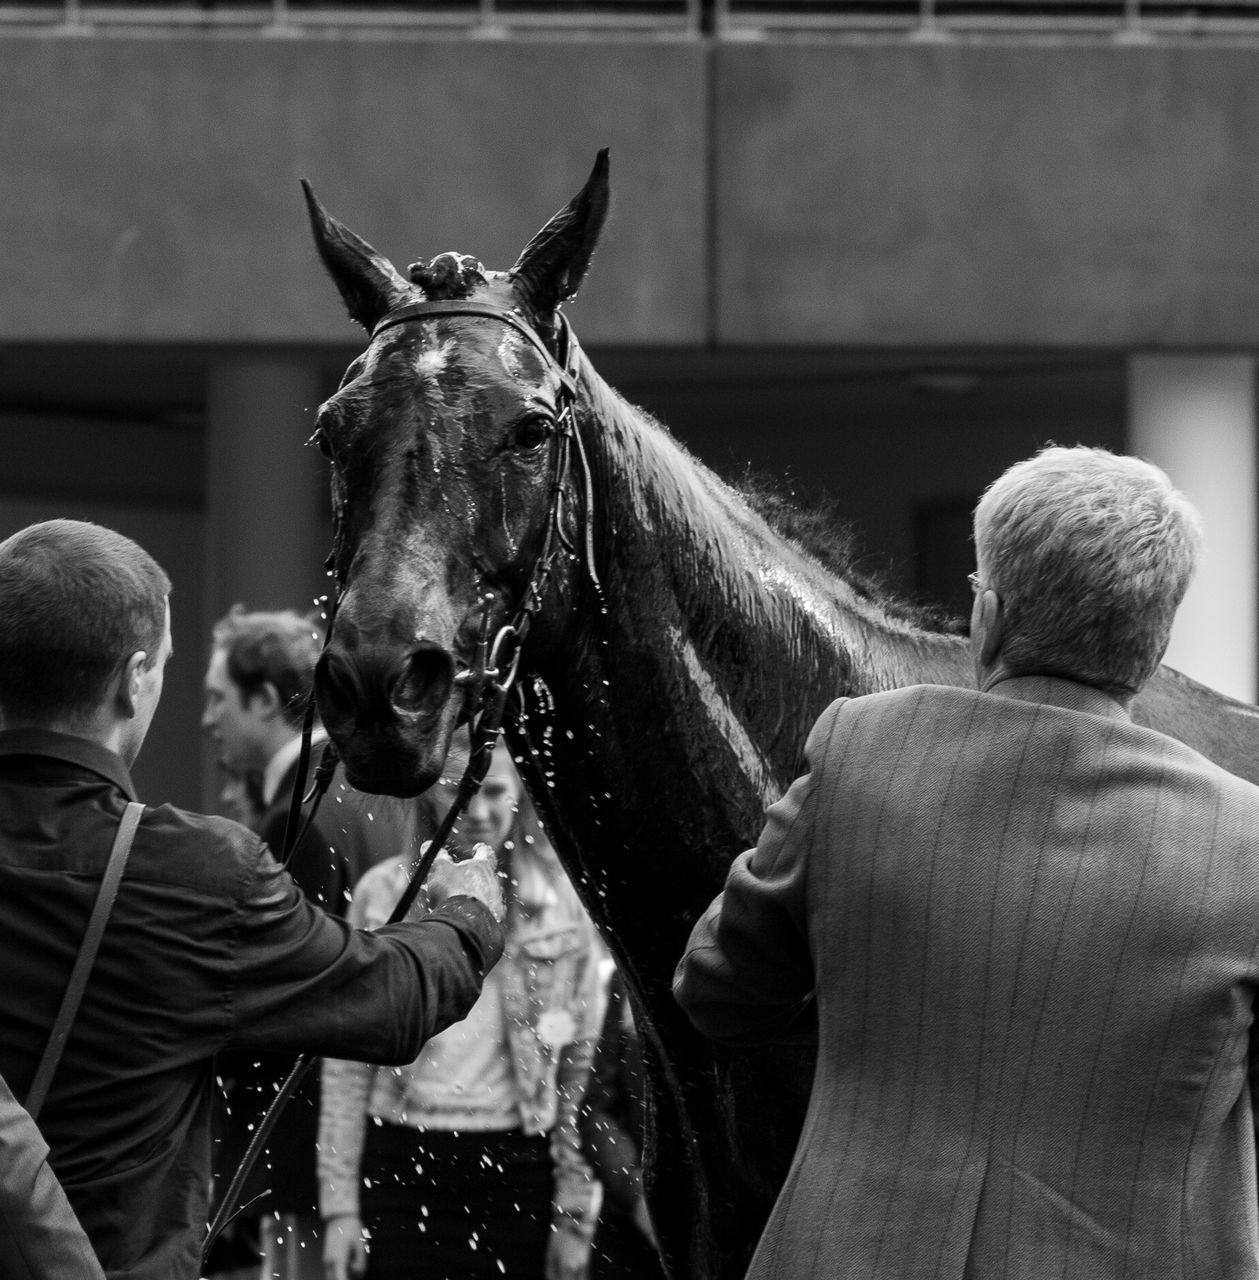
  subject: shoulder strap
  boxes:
[26,800,144,1122]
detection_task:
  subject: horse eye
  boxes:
[512,416,551,453]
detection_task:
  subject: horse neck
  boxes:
[546,367,971,796]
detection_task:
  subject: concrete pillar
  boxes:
[1128,353,1256,704]
[204,355,329,624]
[203,355,330,808]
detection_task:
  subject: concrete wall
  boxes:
[5,33,1259,347]
[714,42,1259,346]
[2,36,708,344]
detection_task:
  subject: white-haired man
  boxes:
[676,446,1259,1279]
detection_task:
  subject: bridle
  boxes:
[369,299,602,745]
[360,297,602,914]
[202,297,601,1262]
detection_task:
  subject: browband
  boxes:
[371,300,579,399]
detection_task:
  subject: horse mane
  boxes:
[589,376,964,639]
[731,468,964,636]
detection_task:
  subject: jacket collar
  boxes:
[0,727,138,800]
[984,674,1131,723]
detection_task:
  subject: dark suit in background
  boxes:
[676,676,1259,1279]
[580,971,666,1279]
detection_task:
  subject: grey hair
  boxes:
[973,445,1203,696]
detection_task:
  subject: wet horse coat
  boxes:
[301,154,1259,1278]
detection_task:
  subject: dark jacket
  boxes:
[579,971,648,1222]
[0,728,502,1280]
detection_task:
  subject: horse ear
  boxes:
[510,149,610,317]
[301,180,411,332]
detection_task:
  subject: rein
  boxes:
[201,299,598,1265]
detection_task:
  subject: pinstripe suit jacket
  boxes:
[674,677,1259,1279]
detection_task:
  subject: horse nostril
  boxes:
[315,649,360,734]
[391,647,455,719]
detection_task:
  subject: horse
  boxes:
[299,152,1259,1279]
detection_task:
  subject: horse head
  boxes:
[302,153,609,796]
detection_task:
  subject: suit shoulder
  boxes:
[801,686,976,765]
[832,684,976,724]
[1127,720,1259,803]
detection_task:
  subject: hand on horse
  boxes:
[322,1212,367,1280]
[424,845,506,923]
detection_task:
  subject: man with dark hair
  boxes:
[203,606,415,1278]
[0,519,506,1280]
[676,447,1259,1279]
[0,518,171,747]
[208,607,320,733]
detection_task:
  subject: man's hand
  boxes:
[322,1213,367,1280]
[425,845,506,923]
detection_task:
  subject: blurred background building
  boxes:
[3,0,1257,808]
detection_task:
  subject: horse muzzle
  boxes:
[315,642,459,796]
